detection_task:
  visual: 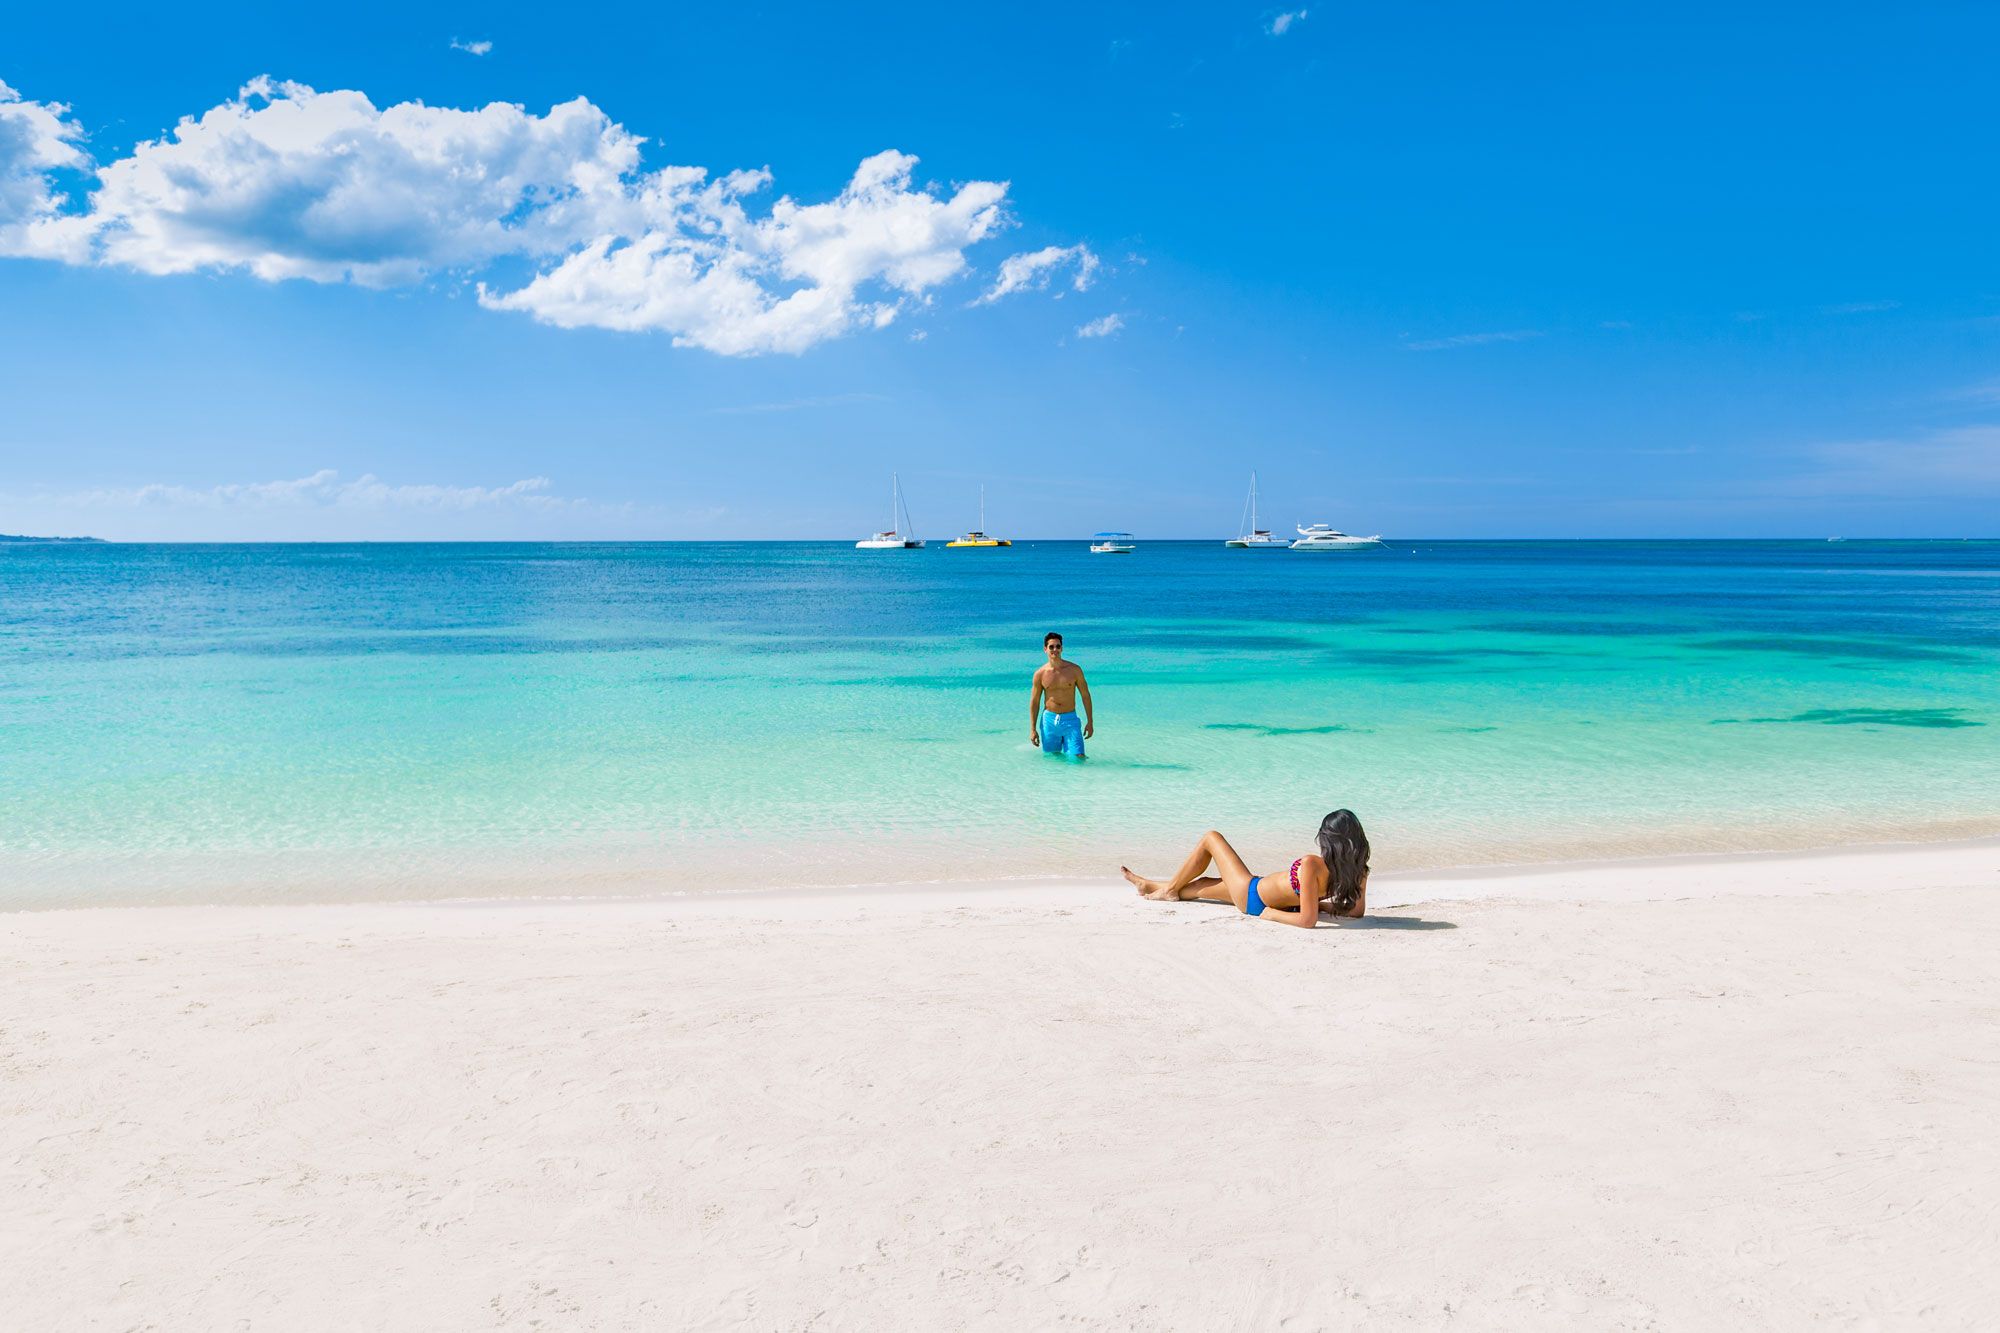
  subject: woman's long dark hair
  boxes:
[1316,809,1370,914]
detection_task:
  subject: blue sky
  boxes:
[2,2,1997,539]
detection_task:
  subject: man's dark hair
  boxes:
[1044,632,1063,647]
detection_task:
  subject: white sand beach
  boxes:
[6,841,1999,1329]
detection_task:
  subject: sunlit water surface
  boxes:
[4,540,1998,905]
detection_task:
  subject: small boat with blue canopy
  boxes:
[1089,531,1137,554]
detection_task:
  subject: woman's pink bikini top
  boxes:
[1289,858,1304,895]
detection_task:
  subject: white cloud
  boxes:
[0,468,673,540]
[975,243,1098,304]
[0,79,89,260]
[484,149,1008,354]
[1781,426,2000,498]
[1403,329,1543,352]
[39,77,645,285]
[1075,313,1123,338]
[450,38,494,56]
[0,75,1075,355]
[1949,376,2000,405]
[706,392,890,415]
[1268,9,1309,36]
[62,468,576,512]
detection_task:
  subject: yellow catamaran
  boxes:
[946,485,1012,547]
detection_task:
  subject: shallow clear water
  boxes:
[4,540,1999,905]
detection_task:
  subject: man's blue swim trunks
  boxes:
[1039,709,1086,759]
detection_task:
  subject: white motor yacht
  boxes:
[1290,523,1384,551]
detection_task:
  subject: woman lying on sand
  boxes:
[1121,810,1369,927]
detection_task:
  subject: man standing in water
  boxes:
[1030,631,1093,759]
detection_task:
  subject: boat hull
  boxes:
[855,539,923,549]
[1289,538,1383,551]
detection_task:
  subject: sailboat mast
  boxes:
[891,473,900,534]
[1251,471,1260,532]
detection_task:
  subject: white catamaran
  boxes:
[855,473,925,549]
[1224,472,1288,549]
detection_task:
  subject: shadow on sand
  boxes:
[1322,913,1456,931]
[1179,903,1456,931]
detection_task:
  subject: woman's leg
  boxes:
[1124,840,1212,899]
[1122,831,1255,906]
[1176,876,1232,903]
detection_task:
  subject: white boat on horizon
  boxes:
[1290,523,1384,552]
[855,473,925,549]
[1224,471,1288,549]
[1090,531,1136,554]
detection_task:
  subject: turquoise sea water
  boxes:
[4,540,1999,906]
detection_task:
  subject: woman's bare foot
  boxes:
[1121,866,1163,897]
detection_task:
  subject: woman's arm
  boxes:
[1258,859,1327,926]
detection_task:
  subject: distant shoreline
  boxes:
[0,533,105,543]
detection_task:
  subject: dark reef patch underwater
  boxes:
[1713,707,1983,729]
[1204,722,1365,736]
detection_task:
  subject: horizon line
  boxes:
[9,535,1999,546]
